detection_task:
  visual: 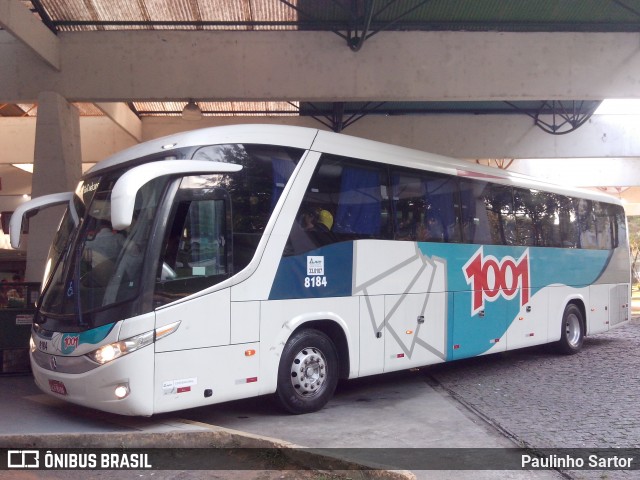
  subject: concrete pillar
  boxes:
[25,92,82,283]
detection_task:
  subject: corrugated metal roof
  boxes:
[133,101,299,116]
[0,1,622,130]
[32,0,300,31]
[0,102,299,117]
[25,0,640,32]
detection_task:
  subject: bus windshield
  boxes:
[37,144,303,331]
[39,174,169,324]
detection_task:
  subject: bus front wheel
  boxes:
[275,329,339,414]
[555,303,584,355]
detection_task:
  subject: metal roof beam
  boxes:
[94,102,142,142]
[0,0,60,70]
[29,0,57,33]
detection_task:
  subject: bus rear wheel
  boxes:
[555,303,584,355]
[275,329,338,414]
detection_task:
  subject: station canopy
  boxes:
[3,0,640,133]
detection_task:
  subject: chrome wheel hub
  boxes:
[290,347,327,398]
[565,312,582,347]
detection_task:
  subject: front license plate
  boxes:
[49,380,67,396]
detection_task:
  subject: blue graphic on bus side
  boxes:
[270,240,613,359]
[418,243,612,359]
[269,242,353,300]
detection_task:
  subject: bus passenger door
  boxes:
[451,292,507,360]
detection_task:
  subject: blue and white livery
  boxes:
[11,125,630,415]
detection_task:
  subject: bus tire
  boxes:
[275,329,339,414]
[555,303,584,355]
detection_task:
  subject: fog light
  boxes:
[114,384,130,399]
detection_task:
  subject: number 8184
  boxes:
[304,276,328,288]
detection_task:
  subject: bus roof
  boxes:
[88,124,623,207]
[87,124,319,175]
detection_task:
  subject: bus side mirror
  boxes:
[9,192,75,248]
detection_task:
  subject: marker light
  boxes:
[155,321,181,340]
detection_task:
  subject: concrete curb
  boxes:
[0,422,416,480]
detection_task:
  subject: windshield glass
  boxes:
[40,174,168,322]
[41,189,86,287]
[37,143,303,329]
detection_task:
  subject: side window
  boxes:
[285,155,390,256]
[391,169,460,242]
[486,184,515,245]
[174,199,227,276]
[612,204,625,248]
[424,173,461,242]
[594,202,613,250]
[392,171,426,241]
[155,178,230,304]
[537,193,563,248]
[192,144,302,269]
[557,195,579,248]
[334,162,389,237]
[459,179,492,244]
[515,189,560,247]
[576,199,599,249]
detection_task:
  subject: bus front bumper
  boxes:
[30,345,155,416]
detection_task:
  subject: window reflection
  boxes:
[154,144,303,305]
[286,153,622,256]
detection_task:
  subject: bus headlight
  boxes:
[86,330,154,365]
[85,321,181,365]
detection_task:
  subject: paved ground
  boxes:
[425,316,640,479]
[1,316,638,480]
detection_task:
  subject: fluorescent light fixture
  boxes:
[594,99,640,115]
[12,164,33,173]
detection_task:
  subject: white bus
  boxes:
[11,125,630,416]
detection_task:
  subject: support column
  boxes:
[25,92,82,283]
